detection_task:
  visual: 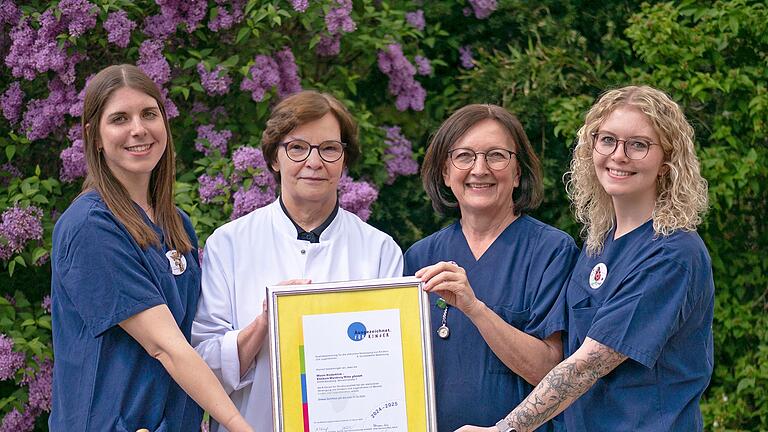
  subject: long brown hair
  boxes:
[81,64,191,253]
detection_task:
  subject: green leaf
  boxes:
[8,260,15,277]
[5,145,15,161]
[14,255,26,268]
[20,318,35,327]
[236,27,251,44]
[183,57,198,69]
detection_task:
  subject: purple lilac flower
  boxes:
[68,74,93,118]
[211,106,228,120]
[377,44,426,111]
[0,0,20,27]
[325,0,356,35]
[143,0,207,38]
[231,146,275,188]
[459,45,474,69]
[138,39,171,86]
[275,47,302,98]
[414,55,432,76]
[0,405,38,432]
[240,55,280,102]
[1,81,23,124]
[208,0,245,31]
[6,19,44,80]
[191,101,208,114]
[58,0,98,37]
[25,358,52,412]
[198,174,229,204]
[382,126,419,184]
[41,295,52,314]
[405,10,425,31]
[60,138,86,182]
[289,0,309,12]
[0,163,22,187]
[142,12,178,39]
[195,124,232,156]
[316,34,341,57]
[0,334,25,381]
[21,78,77,141]
[231,185,276,220]
[197,63,232,96]
[104,10,136,48]
[0,205,44,260]
[467,0,497,19]
[160,87,179,119]
[338,174,378,221]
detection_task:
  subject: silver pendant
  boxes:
[437,325,450,339]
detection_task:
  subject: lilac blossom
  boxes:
[382,126,419,184]
[231,146,275,188]
[1,82,23,124]
[325,0,356,35]
[211,106,228,120]
[68,74,93,118]
[143,0,207,38]
[414,55,432,76]
[0,334,25,381]
[467,0,497,19]
[5,18,48,81]
[338,174,378,221]
[289,0,309,12]
[142,12,178,39]
[57,0,98,37]
[198,174,228,204]
[160,87,179,119]
[0,405,37,432]
[405,10,425,31]
[208,0,245,31]
[138,39,171,86]
[104,10,136,48]
[316,34,341,57]
[459,45,475,69]
[195,124,232,156]
[275,47,302,98]
[41,295,52,314]
[21,78,77,141]
[60,138,86,183]
[0,205,43,260]
[231,185,275,220]
[197,63,232,96]
[0,0,20,27]
[0,163,22,187]
[240,55,280,102]
[191,101,208,114]
[377,44,426,111]
[25,358,52,412]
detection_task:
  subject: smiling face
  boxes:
[593,106,666,210]
[442,119,520,218]
[97,86,167,188]
[272,112,345,212]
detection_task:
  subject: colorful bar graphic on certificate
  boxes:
[302,309,408,431]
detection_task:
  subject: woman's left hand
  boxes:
[415,261,482,316]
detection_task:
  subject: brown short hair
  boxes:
[422,104,543,215]
[262,90,360,179]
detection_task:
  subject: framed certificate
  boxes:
[267,276,437,432]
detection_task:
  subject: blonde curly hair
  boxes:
[565,85,708,255]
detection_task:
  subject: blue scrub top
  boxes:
[564,220,714,431]
[404,216,578,432]
[49,191,203,432]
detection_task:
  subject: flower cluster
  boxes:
[208,0,245,32]
[137,39,171,86]
[289,0,309,12]
[414,55,432,76]
[103,10,136,48]
[405,10,425,31]
[231,186,276,220]
[197,174,229,204]
[0,163,22,187]
[0,205,43,261]
[467,0,497,19]
[195,124,232,156]
[142,0,207,39]
[41,296,51,314]
[232,146,275,187]
[382,126,419,184]
[197,63,232,96]
[377,44,426,111]
[0,0,20,27]
[20,78,77,141]
[24,358,52,412]
[0,406,37,432]
[325,0,356,35]
[241,48,302,101]
[459,45,474,69]
[0,334,25,381]
[57,0,98,37]
[60,132,87,183]
[338,174,378,221]
[1,82,23,124]
[316,35,341,57]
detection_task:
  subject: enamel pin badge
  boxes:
[166,250,187,275]
[589,263,607,289]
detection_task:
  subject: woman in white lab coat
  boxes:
[192,90,404,432]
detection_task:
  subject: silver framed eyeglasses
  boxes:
[448,148,516,170]
[280,139,346,163]
[591,132,658,160]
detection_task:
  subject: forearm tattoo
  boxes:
[504,340,627,432]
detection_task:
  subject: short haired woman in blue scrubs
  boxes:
[50,64,253,432]
[405,104,579,431]
[458,86,713,432]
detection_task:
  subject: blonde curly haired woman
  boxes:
[458,86,714,432]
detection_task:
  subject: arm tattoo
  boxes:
[504,340,627,432]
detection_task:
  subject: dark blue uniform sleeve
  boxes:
[56,210,164,338]
[586,256,693,368]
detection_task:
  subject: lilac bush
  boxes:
[377,44,426,111]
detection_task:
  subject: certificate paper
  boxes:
[302,309,408,431]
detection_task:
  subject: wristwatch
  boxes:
[495,418,517,432]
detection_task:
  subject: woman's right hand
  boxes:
[415,261,483,316]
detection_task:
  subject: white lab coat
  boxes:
[191,199,404,432]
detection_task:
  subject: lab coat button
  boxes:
[300,249,306,254]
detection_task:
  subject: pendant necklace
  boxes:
[436,297,450,339]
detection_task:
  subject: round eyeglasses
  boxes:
[448,148,516,170]
[591,132,658,160]
[280,139,346,163]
